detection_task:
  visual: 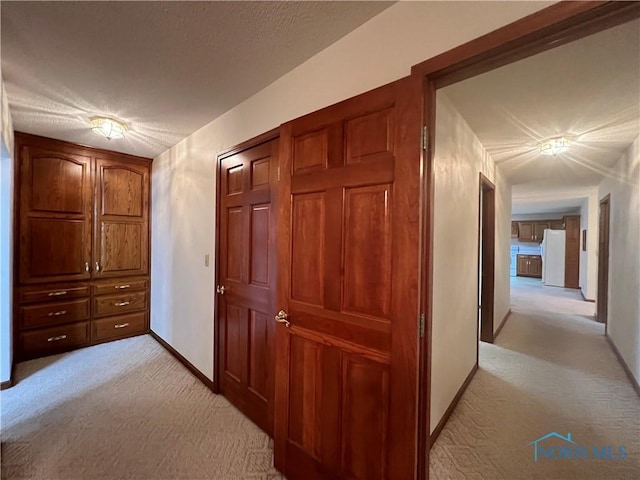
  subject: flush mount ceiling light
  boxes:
[539,136,569,156]
[90,117,128,140]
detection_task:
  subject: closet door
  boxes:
[94,158,149,278]
[19,145,92,284]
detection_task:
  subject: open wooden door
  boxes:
[274,76,423,480]
[597,195,610,326]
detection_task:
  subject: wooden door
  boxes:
[217,139,279,435]
[517,255,529,276]
[564,215,580,288]
[274,77,422,480]
[534,222,549,242]
[94,158,149,278]
[479,174,495,343]
[550,219,564,230]
[597,196,610,324]
[529,256,542,277]
[18,145,92,284]
[518,222,534,241]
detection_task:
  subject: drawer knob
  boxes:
[48,291,67,297]
[48,310,67,317]
[114,323,130,329]
[47,335,67,342]
[115,301,130,307]
[115,285,131,289]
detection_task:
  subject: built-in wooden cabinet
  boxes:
[517,222,535,241]
[516,254,542,278]
[514,219,565,242]
[550,219,565,230]
[14,133,152,361]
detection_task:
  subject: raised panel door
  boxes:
[275,77,421,480]
[19,145,92,283]
[94,159,149,278]
[529,256,542,277]
[517,222,534,241]
[534,221,549,242]
[217,139,278,436]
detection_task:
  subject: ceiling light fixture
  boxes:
[90,117,128,140]
[539,136,569,156]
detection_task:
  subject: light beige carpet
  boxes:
[429,277,640,479]
[1,335,283,480]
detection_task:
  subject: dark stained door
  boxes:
[94,158,149,278]
[274,76,422,480]
[597,196,610,325]
[217,139,279,435]
[18,146,92,284]
[479,174,495,343]
[564,215,580,288]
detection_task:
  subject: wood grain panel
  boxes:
[31,155,85,213]
[224,303,247,384]
[29,219,86,278]
[92,277,148,296]
[93,291,147,317]
[251,158,270,189]
[340,354,389,480]
[227,207,245,282]
[20,283,90,304]
[343,185,392,318]
[101,222,142,272]
[248,310,269,401]
[92,312,147,342]
[19,321,90,360]
[345,109,393,165]
[293,130,328,173]
[101,167,143,217]
[20,298,90,329]
[227,165,244,194]
[288,335,323,460]
[291,193,325,306]
[250,205,270,286]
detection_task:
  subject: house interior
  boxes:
[1,2,639,480]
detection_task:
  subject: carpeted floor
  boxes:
[2,277,639,479]
[429,277,640,479]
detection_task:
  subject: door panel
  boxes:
[217,139,278,436]
[275,76,422,480]
[94,159,149,278]
[597,198,610,324]
[19,147,92,283]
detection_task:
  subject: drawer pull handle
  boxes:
[47,335,67,342]
[114,323,130,329]
[115,301,130,307]
[48,310,67,317]
[48,291,67,297]
[115,285,131,289]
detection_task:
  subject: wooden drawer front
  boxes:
[20,298,90,329]
[20,322,90,358]
[92,312,147,342]
[94,292,147,317]
[20,283,90,304]
[92,278,148,296]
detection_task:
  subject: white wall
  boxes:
[579,190,599,301]
[151,1,554,380]
[598,137,640,385]
[430,92,510,432]
[1,76,15,384]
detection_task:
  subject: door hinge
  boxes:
[422,126,428,151]
[419,312,425,338]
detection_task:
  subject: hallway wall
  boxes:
[599,136,640,385]
[150,1,552,380]
[431,92,511,433]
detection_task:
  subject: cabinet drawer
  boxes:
[20,298,90,329]
[92,278,148,296]
[19,322,90,358]
[92,312,147,342]
[94,292,147,317]
[20,283,90,304]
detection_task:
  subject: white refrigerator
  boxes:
[541,229,566,287]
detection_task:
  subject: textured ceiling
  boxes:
[1,1,392,157]
[443,19,640,193]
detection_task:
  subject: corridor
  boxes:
[430,278,640,479]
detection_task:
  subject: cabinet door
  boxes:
[511,222,519,238]
[534,222,549,242]
[19,145,92,283]
[516,255,529,276]
[94,158,149,278]
[517,222,534,241]
[529,256,542,277]
[550,220,564,230]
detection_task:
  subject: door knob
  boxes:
[95,262,101,272]
[216,285,226,295]
[275,310,290,327]
[85,262,90,272]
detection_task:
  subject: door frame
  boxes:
[213,128,279,394]
[597,194,611,331]
[478,174,496,345]
[413,2,640,478]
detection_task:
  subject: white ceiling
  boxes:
[1,1,392,158]
[443,19,640,194]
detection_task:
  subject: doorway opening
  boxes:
[597,194,610,329]
[478,174,495,344]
